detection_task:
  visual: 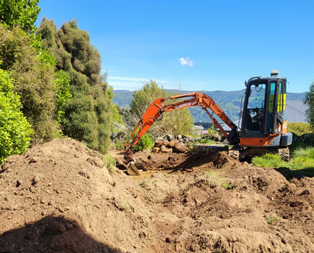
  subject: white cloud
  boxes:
[179,57,193,67]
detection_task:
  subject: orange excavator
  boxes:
[124,71,293,164]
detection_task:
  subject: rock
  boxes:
[167,139,179,148]
[182,135,192,140]
[29,157,39,163]
[32,175,40,186]
[152,147,160,153]
[160,145,172,153]
[155,141,164,148]
[213,133,222,141]
[173,143,188,153]
[165,134,174,141]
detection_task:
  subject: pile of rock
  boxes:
[152,139,188,154]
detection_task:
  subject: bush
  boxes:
[0,24,61,143]
[288,122,312,136]
[134,133,155,152]
[0,69,33,163]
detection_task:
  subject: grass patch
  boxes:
[252,153,286,168]
[252,146,314,176]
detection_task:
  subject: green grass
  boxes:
[252,146,314,176]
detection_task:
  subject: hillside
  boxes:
[113,89,306,123]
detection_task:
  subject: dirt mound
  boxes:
[1,138,314,252]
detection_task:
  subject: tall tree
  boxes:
[0,0,40,33]
[38,19,113,153]
[304,82,314,129]
[129,80,194,136]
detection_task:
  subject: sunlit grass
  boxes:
[252,153,286,168]
[252,147,314,174]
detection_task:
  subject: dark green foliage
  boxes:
[304,82,314,129]
[38,19,112,153]
[0,0,40,33]
[0,24,60,143]
[0,69,33,163]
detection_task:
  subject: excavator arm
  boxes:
[124,92,240,162]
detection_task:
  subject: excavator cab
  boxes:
[239,70,292,160]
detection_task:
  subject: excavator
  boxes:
[124,70,293,167]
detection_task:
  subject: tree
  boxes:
[304,82,314,129]
[38,19,113,153]
[0,24,62,143]
[0,0,40,33]
[129,80,194,136]
[0,68,33,163]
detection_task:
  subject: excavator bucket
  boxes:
[126,161,141,176]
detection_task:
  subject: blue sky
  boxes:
[36,0,314,93]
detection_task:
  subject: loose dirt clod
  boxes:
[0,138,314,252]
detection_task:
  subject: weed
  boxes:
[265,212,280,225]
[221,181,232,190]
[115,197,134,212]
[104,155,116,175]
[140,180,151,189]
[194,171,232,189]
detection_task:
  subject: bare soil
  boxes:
[0,138,313,253]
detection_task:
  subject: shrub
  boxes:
[134,133,155,152]
[288,122,312,136]
[0,69,33,163]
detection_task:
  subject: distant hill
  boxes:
[113,89,306,123]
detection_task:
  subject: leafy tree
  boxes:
[129,80,194,136]
[0,0,40,33]
[0,68,33,163]
[38,19,113,153]
[304,82,314,129]
[0,24,62,143]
